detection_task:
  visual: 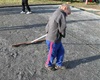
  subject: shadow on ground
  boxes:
[0,5,89,16]
[63,54,100,69]
[0,6,57,15]
[0,23,46,31]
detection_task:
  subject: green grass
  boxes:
[0,0,64,6]
[70,2,100,10]
[0,0,100,11]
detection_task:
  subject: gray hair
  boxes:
[59,4,70,8]
[59,4,71,15]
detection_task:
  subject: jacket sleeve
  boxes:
[45,23,49,33]
[58,15,66,38]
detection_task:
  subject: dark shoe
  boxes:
[45,65,55,71]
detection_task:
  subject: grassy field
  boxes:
[70,2,100,10]
[0,0,100,11]
[0,0,63,6]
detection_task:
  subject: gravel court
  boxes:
[0,5,100,80]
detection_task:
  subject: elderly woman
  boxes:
[45,4,71,71]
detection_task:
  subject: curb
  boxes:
[72,6,100,16]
